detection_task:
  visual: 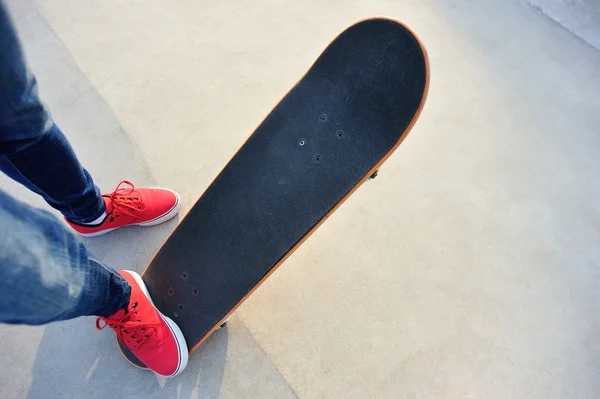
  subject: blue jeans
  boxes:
[0,1,130,324]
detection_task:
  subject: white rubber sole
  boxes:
[78,189,181,237]
[122,270,189,378]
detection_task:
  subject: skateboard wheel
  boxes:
[369,170,379,179]
[218,322,227,329]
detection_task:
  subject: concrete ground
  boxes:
[528,0,600,50]
[1,0,599,397]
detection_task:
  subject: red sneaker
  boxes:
[96,270,188,377]
[66,181,180,237]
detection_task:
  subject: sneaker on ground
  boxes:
[96,270,188,377]
[66,180,180,237]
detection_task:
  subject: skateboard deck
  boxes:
[119,17,429,369]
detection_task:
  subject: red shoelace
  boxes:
[96,302,159,350]
[105,181,147,222]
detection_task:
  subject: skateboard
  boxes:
[119,17,429,369]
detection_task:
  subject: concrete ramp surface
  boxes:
[1,0,599,397]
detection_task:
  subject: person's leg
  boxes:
[0,129,106,224]
[0,1,104,224]
[0,2,180,238]
[0,188,129,324]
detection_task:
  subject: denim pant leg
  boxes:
[0,188,130,324]
[0,1,104,224]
